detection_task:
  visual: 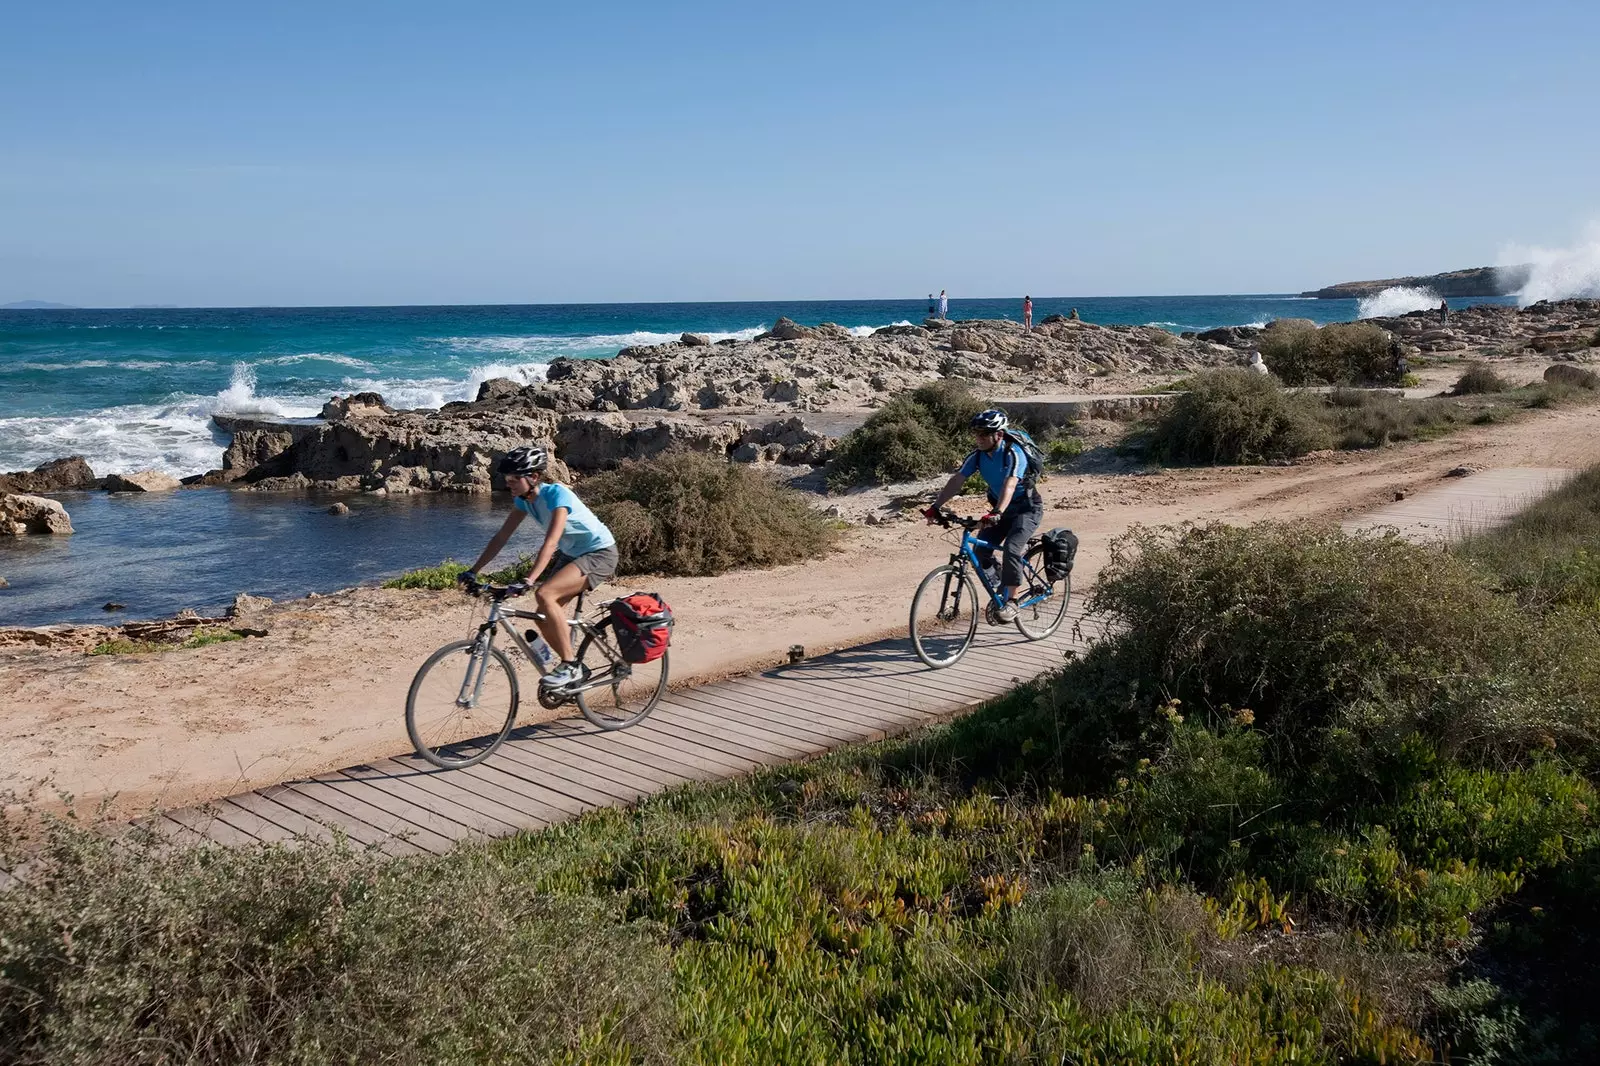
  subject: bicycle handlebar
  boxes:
[461,578,533,601]
[927,506,987,531]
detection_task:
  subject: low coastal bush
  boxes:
[1147,369,1331,464]
[1324,389,1472,448]
[382,555,534,590]
[1260,319,1398,385]
[827,380,985,488]
[1451,362,1509,395]
[18,466,1600,1061]
[89,627,245,656]
[0,814,678,1065]
[585,453,837,576]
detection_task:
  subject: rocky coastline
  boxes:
[5,302,1597,516]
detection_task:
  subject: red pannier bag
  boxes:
[610,592,674,664]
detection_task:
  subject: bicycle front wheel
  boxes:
[575,622,669,730]
[910,564,979,668]
[1015,544,1072,641]
[406,639,520,769]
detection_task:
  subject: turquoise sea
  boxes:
[0,294,1514,624]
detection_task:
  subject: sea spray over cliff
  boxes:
[1357,286,1441,319]
[1502,225,1600,306]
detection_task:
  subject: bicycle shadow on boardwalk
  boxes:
[761,628,1070,683]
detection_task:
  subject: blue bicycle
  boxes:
[910,507,1072,668]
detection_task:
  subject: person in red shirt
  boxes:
[1022,295,1033,331]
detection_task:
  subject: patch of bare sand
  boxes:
[4,400,1599,819]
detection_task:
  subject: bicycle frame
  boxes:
[459,592,628,705]
[951,527,1053,611]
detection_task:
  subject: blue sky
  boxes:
[2,0,1596,306]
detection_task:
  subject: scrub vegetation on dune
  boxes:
[1146,367,1597,466]
[384,454,838,587]
[10,465,1600,1063]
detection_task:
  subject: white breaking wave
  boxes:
[256,352,379,371]
[1357,286,1442,319]
[849,320,914,336]
[1501,225,1600,306]
[0,365,325,477]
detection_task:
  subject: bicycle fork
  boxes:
[456,628,495,708]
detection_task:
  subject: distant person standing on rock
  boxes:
[927,293,936,315]
[1439,299,1450,324]
[1022,295,1033,330]
[1069,307,1080,321]
[938,290,948,320]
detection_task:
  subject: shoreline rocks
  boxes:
[103,470,181,493]
[0,456,97,494]
[1,493,74,535]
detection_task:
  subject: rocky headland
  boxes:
[1300,265,1532,299]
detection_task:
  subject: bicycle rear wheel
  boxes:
[910,564,980,668]
[406,639,520,769]
[1014,544,1072,641]
[575,621,669,730]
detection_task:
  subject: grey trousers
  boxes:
[975,491,1043,591]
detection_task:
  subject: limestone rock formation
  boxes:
[103,471,181,493]
[1,493,74,535]
[320,391,394,419]
[0,457,96,494]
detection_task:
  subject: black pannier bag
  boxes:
[1040,528,1079,581]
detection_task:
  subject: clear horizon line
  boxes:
[2,291,1342,312]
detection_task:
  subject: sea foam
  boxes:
[1503,226,1600,306]
[1357,286,1442,319]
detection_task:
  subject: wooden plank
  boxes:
[642,707,807,765]
[334,764,526,837]
[651,699,823,760]
[513,729,690,790]
[222,792,341,844]
[271,779,459,854]
[730,675,938,730]
[482,743,647,809]
[164,804,265,846]
[588,724,752,779]
[181,800,297,845]
[674,689,870,747]
[241,787,423,856]
[366,757,565,832]
[699,681,901,735]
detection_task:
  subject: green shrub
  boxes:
[584,453,838,576]
[827,381,984,488]
[0,813,677,1065]
[1260,319,1398,385]
[1088,523,1538,757]
[89,628,245,656]
[382,555,536,590]
[1324,391,1472,448]
[1452,362,1509,395]
[1147,369,1332,464]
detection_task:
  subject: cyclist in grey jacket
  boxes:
[923,409,1044,622]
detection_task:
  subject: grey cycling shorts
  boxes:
[552,546,619,590]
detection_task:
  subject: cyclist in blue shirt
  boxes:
[923,409,1044,623]
[459,445,618,692]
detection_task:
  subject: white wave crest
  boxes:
[256,352,379,371]
[1502,225,1600,306]
[1357,286,1442,319]
[849,320,914,337]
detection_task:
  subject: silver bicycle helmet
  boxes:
[496,445,549,477]
[970,408,1009,432]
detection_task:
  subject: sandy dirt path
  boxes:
[4,401,1598,819]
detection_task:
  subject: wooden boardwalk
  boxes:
[154,606,1096,855]
[147,466,1572,856]
[1341,466,1573,541]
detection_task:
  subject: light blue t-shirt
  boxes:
[514,482,616,557]
[958,438,1029,505]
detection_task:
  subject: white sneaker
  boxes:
[994,601,1019,624]
[540,662,588,691]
